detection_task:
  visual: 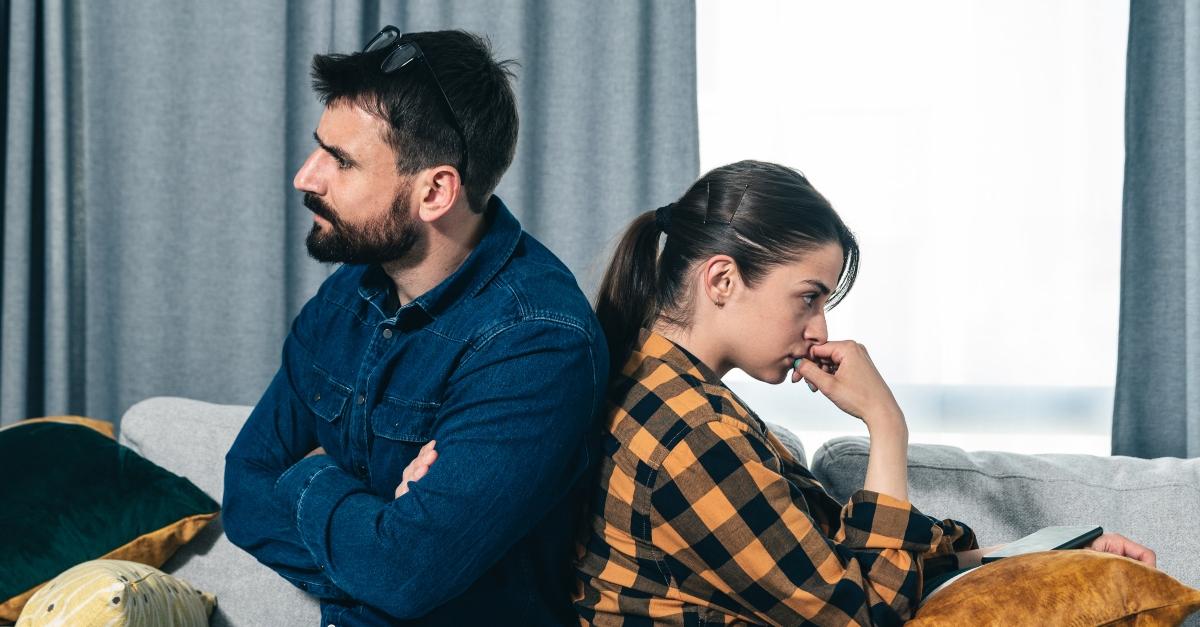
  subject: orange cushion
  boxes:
[910,550,1200,626]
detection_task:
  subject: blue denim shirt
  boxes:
[223,197,608,626]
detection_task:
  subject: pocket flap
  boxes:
[303,366,351,423]
[371,396,439,442]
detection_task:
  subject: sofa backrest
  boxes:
[811,435,1200,589]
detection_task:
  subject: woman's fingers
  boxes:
[795,340,903,426]
[794,357,835,392]
[1090,533,1157,568]
[807,341,851,362]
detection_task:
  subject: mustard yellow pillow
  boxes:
[14,559,215,626]
[911,550,1200,626]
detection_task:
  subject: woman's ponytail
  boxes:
[595,210,662,377]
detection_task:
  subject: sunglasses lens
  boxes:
[363,28,398,53]
[381,44,419,73]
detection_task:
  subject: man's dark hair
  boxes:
[311,30,519,213]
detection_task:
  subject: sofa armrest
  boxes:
[809,435,1200,588]
[119,396,320,627]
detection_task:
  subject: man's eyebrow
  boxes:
[313,131,358,167]
[798,279,832,295]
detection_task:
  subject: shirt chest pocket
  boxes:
[370,395,439,444]
[303,365,352,424]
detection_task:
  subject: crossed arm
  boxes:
[223,320,603,618]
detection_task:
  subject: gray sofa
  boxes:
[117,397,1200,626]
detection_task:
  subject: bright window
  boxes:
[697,0,1129,455]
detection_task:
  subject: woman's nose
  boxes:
[805,309,828,344]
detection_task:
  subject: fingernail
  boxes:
[794,357,804,369]
[807,381,818,393]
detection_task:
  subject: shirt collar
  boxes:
[633,327,770,435]
[357,195,522,320]
[631,328,724,386]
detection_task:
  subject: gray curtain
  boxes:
[0,0,699,427]
[1113,0,1200,458]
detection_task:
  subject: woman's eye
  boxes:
[802,293,817,306]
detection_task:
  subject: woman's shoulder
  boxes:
[603,358,773,471]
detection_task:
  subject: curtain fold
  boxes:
[1113,0,1200,458]
[1,0,699,426]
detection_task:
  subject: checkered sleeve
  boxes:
[772,433,977,583]
[651,420,958,626]
[914,514,978,579]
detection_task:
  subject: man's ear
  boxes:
[415,165,465,223]
[700,255,739,307]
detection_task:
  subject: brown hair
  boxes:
[595,160,860,375]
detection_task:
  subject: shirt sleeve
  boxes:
[270,319,605,620]
[772,432,979,583]
[222,335,353,601]
[650,420,961,626]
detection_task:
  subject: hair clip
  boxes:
[703,182,749,226]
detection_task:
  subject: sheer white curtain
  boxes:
[697,0,1129,454]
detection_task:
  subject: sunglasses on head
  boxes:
[362,25,470,176]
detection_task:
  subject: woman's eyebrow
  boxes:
[798,279,832,295]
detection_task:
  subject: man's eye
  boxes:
[335,157,351,170]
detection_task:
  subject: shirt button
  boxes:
[313,393,321,402]
[382,328,393,339]
[357,394,366,405]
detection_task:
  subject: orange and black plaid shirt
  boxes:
[573,329,977,626]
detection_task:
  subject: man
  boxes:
[223,27,608,626]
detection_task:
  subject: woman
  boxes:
[571,160,1154,625]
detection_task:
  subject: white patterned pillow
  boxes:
[15,559,215,626]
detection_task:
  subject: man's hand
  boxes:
[1088,532,1157,568]
[304,446,326,458]
[395,440,438,499]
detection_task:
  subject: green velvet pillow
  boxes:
[0,419,219,621]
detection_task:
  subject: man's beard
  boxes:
[304,185,421,265]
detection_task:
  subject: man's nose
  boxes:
[293,149,325,194]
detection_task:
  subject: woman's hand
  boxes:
[1088,532,1157,568]
[792,340,904,430]
[394,440,438,499]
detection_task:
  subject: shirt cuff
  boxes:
[274,455,365,568]
[836,489,943,552]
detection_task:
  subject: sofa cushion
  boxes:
[764,421,806,467]
[119,397,320,627]
[909,549,1200,625]
[15,559,215,627]
[0,419,218,622]
[810,436,1200,591]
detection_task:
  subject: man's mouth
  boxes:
[303,193,338,223]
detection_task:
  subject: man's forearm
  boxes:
[224,454,351,600]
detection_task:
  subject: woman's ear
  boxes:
[700,255,738,308]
